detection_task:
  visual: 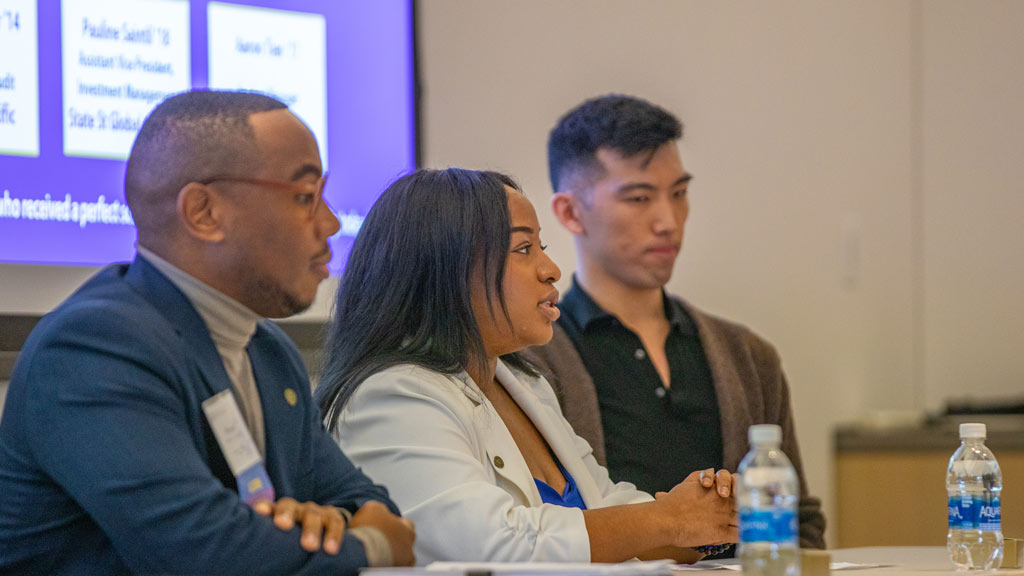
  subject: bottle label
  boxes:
[739,507,797,543]
[948,495,1001,530]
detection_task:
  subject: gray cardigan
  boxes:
[522,297,826,549]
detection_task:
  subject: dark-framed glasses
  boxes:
[198,172,331,219]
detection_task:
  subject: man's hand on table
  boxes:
[253,498,347,554]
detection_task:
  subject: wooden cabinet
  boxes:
[834,422,1024,547]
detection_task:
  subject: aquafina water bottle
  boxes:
[947,422,1003,570]
[736,424,800,576]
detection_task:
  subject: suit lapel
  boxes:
[246,325,304,496]
[452,370,540,506]
[122,256,239,490]
[475,401,541,506]
[495,361,603,507]
[123,256,233,398]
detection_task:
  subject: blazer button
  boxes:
[493,456,505,469]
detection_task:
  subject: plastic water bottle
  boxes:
[947,422,1003,571]
[736,424,800,576]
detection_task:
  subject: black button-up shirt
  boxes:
[558,277,723,496]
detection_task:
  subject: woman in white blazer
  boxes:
[317,169,737,565]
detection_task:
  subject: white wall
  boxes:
[0,264,97,315]
[0,263,339,319]
[920,1,1024,411]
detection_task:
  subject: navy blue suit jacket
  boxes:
[0,257,397,575]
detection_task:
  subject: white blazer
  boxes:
[330,360,653,564]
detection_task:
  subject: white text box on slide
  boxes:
[0,0,40,157]
[61,0,190,160]
[207,2,328,166]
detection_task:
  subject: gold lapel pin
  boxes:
[284,388,298,406]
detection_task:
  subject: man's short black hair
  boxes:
[125,90,288,240]
[547,94,682,193]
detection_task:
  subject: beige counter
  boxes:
[835,418,1023,548]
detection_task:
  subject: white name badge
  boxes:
[202,389,275,504]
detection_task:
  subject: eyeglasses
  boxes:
[198,172,331,220]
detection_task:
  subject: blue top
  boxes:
[534,463,587,510]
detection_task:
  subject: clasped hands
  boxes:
[253,498,415,564]
[654,468,740,548]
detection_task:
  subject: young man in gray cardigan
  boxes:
[523,94,825,550]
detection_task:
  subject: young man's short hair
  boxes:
[547,94,682,193]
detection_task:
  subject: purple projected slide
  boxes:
[0,0,415,274]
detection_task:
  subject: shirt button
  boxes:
[634,348,646,360]
[493,456,504,469]
[654,387,667,399]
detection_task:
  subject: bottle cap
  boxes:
[959,422,987,439]
[748,424,782,445]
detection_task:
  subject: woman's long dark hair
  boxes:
[317,168,538,429]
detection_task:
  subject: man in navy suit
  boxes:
[0,91,415,574]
